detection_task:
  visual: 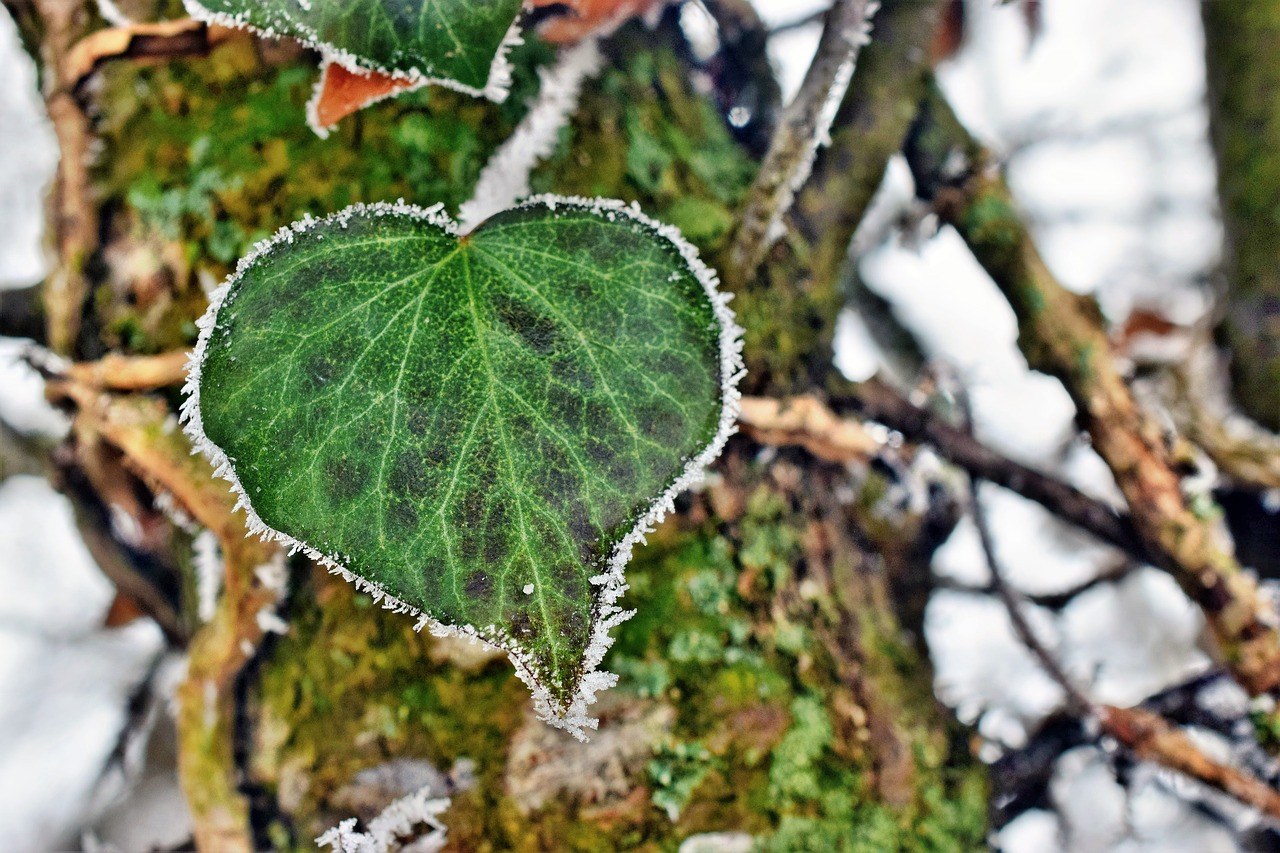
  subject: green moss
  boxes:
[768,695,836,805]
[533,27,755,258]
[1203,0,1280,428]
[251,568,527,849]
[108,21,991,850]
[649,740,716,820]
[89,35,552,354]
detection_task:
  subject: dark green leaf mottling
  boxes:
[196,201,726,713]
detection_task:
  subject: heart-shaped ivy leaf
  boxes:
[183,0,524,101]
[182,198,743,737]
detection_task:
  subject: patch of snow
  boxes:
[0,476,114,636]
[0,340,69,439]
[0,621,163,851]
[0,9,55,289]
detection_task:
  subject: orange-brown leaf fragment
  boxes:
[307,60,419,136]
[533,0,662,43]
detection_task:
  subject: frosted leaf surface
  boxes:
[184,198,743,736]
[184,0,523,100]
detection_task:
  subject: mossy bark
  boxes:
[1202,0,1280,430]
[14,4,988,849]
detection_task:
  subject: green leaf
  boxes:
[183,198,743,737]
[183,0,524,100]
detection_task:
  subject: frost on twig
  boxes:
[192,529,222,623]
[728,0,879,281]
[316,790,450,853]
[458,39,604,231]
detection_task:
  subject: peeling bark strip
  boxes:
[1202,0,1280,432]
[904,83,1280,698]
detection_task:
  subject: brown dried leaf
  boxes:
[307,59,418,135]
[533,0,662,44]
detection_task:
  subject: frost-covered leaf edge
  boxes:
[181,0,525,103]
[179,195,745,740]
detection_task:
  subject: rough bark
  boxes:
[11,2,988,849]
[1202,0,1280,430]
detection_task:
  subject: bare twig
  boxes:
[767,9,825,36]
[62,350,190,391]
[937,557,1138,613]
[728,0,879,282]
[904,81,1280,698]
[842,379,1148,560]
[34,0,96,355]
[962,420,1093,714]
[743,388,1153,567]
[1100,704,1280,821]
[738,394,880,463]
[48,381,280,851]
[968,435,1280,821]
[62,19,232,90]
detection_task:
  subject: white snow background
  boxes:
[0,0,1250,849]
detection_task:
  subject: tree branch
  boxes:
[62,19,231,91]
[1099,704,1280,821]
[743,386,1153,568]
[903,81,1280,698]
[29,0,95,355]
[965,416,1280,822]
[728,0,944,395]
[840,379,1148,560]
[727,0,879,283]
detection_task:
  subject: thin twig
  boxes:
[33,0,96,355]
[904,80,1280,698]
[728,0,879,282]
[965,408,1280,820]
[955,370,1094,715]
[744,388,1154,567]
[768,9,826,36]
[738,394,880,463]
[936,557,1138,613]
[841,379,1148,560]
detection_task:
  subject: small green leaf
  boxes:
[183,0,524,100]
[183,198,743,737]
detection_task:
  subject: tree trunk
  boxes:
[1203,0,1280,430]
[7,1,988,848]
